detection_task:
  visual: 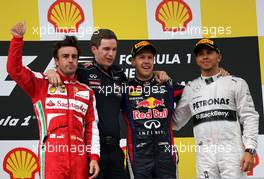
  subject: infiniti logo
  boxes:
[89,74,97,79]
[144,120,161,129]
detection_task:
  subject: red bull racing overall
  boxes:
[121,77,183,178]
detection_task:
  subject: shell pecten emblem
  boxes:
[155,0,192,32]
[48,0,85,33]
[3,148,39,179]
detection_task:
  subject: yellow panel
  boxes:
[174,137,196,179]
[259,37,264,85]
[0,1,40,41]
[92,0,148,40]
[200,0,257,38]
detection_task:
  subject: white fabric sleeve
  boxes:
[236,78,259,149]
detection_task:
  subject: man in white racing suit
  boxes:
[173,38,259,178]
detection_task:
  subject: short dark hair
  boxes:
[53,35,81,59]
[90,29,117,48]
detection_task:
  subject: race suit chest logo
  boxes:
[89,74,97,79]
[133,97,168,120]
[144,119,161,129]
[46,98,88,115]
[48,85,67,94]
[193,98,230,110]
[88,74,101,88]
[129,86,142,97]
[75,91,89,100]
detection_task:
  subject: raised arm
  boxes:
[7,22,44,98]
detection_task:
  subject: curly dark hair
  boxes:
[52,35,81,59]
[90,29,117,48]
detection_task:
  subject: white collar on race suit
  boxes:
[200,72,221,85]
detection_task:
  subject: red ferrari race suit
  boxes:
[7,37,100,179]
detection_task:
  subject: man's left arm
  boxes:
[236,78,259,172]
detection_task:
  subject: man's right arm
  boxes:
[7,22,44,98]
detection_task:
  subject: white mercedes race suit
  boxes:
[173,74,259,179]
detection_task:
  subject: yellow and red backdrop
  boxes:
[0,0,263,178]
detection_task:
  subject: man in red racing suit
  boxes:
[7,22,100,179]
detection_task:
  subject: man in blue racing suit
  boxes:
[122,41,184,178]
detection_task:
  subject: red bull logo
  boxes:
[134,97,167,120]
[133,108,168,120]
[137,99,151,108]
[153,98,165,107]
[137,97,165,109]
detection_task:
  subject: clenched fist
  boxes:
[11,22,26,38]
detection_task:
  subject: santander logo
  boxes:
[46,98,87,115]
[57,100,86,113]
[46,100,56,107]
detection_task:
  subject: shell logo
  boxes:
[3,148,39,179]
[155,0,192,32]
[48,0,85,33]
[49,86,57,93]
